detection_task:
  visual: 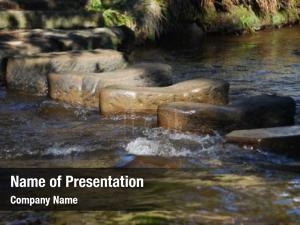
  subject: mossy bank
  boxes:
[87,0,300,39]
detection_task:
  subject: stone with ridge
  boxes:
[6,49,127,95]
[99,79,229,115]
[158,95,296,133]
[225,126,300,158]
[49,63,173,108]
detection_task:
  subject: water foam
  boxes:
[125,128,223,157]
[45,145,86,156]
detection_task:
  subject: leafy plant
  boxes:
[103,9,133,27]
[86,0,104,11]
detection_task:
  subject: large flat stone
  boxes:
[6,49,127,95]
[158,95,296,133]
[99,79,229,115]
[0,27,135,83]
[0,10,103,29]
[225,126,300,158]
[49,63,173,108]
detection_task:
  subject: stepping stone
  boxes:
[1,26,135,51]
[49,63,173,108]
[225,126,300,158]
[99,79,229,115]
[0,10,103,29]
[0,0,88,10]
[0,26,135,82]
[0,42,43,84]
[158,95,296,133]
[6,49,127,95]
[0,0,19,9]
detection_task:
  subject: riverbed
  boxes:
[0,26,300,224]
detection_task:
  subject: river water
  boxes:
[0,26,300,224]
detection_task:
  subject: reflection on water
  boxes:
[1,26,300,224]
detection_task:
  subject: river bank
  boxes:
[87,0,300,40]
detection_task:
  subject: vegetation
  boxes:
[86,0,300,39]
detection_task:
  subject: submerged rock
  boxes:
[6,49,127,95]
[99,79,229,115]
[116,155,184,168]
[158,95,296,133]
[49,63,173,108]
[225,126,300,158]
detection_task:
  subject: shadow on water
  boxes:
[0,26,300,224]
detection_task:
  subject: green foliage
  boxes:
[86,0,104,11]
[102,9,133,27]
[86,0,133,27]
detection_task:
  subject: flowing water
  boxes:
[0,26,300,224]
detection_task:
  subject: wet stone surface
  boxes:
[49,63,173,108]
[100,78,229,115]
[5,49,127,95]
[158,95,296,133]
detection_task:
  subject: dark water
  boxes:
[0,26,300,224]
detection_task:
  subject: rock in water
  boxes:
[0,10,104,29]
[0,26,135,83]
[159,102,240,133]
[6,49,127,96]
[224,95,296,128]
[99,79,229,115]
[158,95,295,133]
[49,63,173,108]
[225,126,300,158]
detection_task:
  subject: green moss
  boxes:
[269,8,299,26]
[271,12,286,25]
[230,6,260,31]
[195,6,260,33]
